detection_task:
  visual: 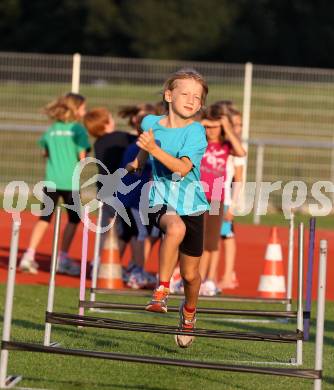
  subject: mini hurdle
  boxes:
[43,207,308,365]
[89,210,296,306]
[0,217,327,389]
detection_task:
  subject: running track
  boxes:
[0,211,332,300]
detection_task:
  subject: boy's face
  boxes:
[165,78,203,119]
[104,114,115,133]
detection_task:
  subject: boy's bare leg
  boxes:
[223,237,236,282]
[145,213,185,313]
[27,220,49,250]
[61,222,78,252]
[179,253,201,308]
[207,246,221,282]
[175,252,201,348]
[198,250,210,281]
[130,237,145,268]
[158,214,185,282]
[218,237,236,288]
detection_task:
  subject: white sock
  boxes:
[26,248,35,258]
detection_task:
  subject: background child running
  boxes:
[127,68,209,348]
[218,104,246,290]
[199,102,246,296]
[84,105,158,285]
[84,106,134,278]
[117,104,159,289]
[84,107,136,234]
[19,92,90,275]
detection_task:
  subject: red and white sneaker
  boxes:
[174,302,196,348]
[145,285,169,313]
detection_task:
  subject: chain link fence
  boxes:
[0,52,333,215]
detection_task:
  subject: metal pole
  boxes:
[304,217,316,340]
[90,202,103,303]
[253,143,264,225]
[240,62,253,211]
[296,223,304,365]
[44,206,61,346]
[71,53,81,93]
[0,218,22,389]
[286,212,295,312]
[79,206,89,316]
[314,240,327,390]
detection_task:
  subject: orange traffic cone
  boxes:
[97,225,124,289]
[257,227,286,298]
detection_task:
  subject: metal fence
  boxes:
[1,52,334,217]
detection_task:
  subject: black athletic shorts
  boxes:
[118,207,161,243]
[39,187,81,224]
[148,205,204,257]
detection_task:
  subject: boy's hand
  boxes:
[125,160,141,174]
[136,129,157,153]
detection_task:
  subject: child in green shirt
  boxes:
[19,93,90,275]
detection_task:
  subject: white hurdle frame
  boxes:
[0,220,327,388]
[89,202,103,304]
[44,206,62,347]
[296,222,304,365]
[314,240,327,390]
[0,218,22,389]
[286,213,295,312]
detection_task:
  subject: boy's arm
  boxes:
[136,129,192,177]
[126,149,149,174]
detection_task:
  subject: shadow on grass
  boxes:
[200,316,334,347]
[22,376,171,390]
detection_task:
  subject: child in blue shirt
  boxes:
[127,68,209,348]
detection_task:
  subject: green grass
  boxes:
[234,213,334,230]
[0,284,333,389]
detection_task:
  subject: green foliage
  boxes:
[1,1,334,67]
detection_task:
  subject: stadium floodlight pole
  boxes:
[71,53,81,93]
[313,240,327,390]
[296,223,304,366]
[304,217,316,341]
[90,201,103,304]
[79,206,90,317]
[286,212,295,312]
[44,206,62,347]
[0,217,22,389]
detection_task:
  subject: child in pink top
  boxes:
[199,102,246,295]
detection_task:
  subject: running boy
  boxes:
[127,68,209,348]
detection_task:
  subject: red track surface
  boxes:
[0,210,332,300]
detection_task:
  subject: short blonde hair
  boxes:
[84,108,110,138]
[44,93,85,122]
[162,68,208,110]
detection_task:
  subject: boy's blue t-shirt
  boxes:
[141,114,209,216]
